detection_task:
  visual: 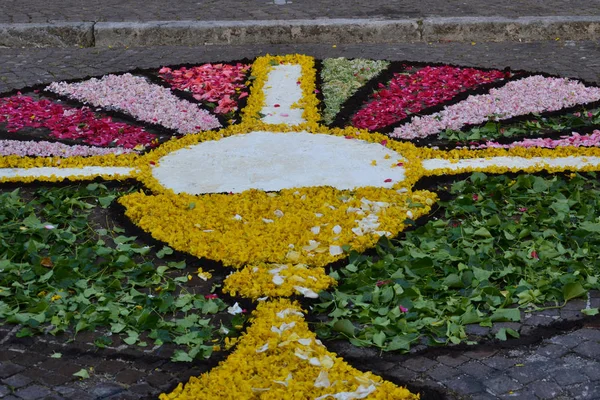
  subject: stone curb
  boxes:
[0,22,94,48]
[1,16,600,48]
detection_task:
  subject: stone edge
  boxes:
[0,16,599,48]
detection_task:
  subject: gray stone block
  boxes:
[94,19,421,47]
[421,16,600,43]
[0,22,94,48]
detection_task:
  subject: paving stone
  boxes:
[483,375,524,395]
[465,324,491,336]
[527,380,564,399]
[563,299,588,311]
[105,393,141,400]
[490,322,522,335]
[426,364,461,381]
[560,310,584,320]
[457,360,494,379]
[553,367,589,386]
[0,352,16,363]
[582,362,600,380]
[567,383,600,400]
[1,374,32,389]
[0,385,10,397]
[38,360,82,377]
[128,383,155,396]
[549,332,586,348]
[481,356,517,370]
[573,328,600,342]
[93,360,129,375]
[508,361,554,384]
[0,364,24,379]
[90,383,124,398]
[469,394,498,400]
[115,369,145,385]
[43,395,65,400]
[522,315,555,327]
[573,341,600,358]
[402,356,437,372]
[436,354,470,367]
[60,389,95,400]
[11,353,45,368]
[383,366,419,382]
[535,343,571,359]
[34,373,74,387]
[146,371,175,390]
[14,384,52,400]
[443,374,486,395]
[463,348,498,360]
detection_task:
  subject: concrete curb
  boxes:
[0,22,94,48]
[1,16,599,48]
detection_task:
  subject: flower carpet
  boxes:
[1,54,600,399]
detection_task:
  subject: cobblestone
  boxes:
[0,0,598,24]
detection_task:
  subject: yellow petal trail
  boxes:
[159,299,419,400]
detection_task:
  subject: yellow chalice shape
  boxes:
[4,54,600,399]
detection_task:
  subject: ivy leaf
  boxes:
[386,333,418,351]
[563,282,586,301]
[333,319,356,337]
[171,350,194,362]
[372,331,386,347]
[579,221,600,233]
[582,308,599,316]
[73,369,90,379]
[495,327,520,341]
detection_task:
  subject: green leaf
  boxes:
[98,196,116,208]
[472,267,493,282]
[123,331,139,345]
[333,319,356,337]
[579,221,600,233]
[157,246,174,259]
[172,350,194,362]
[473,227,492,238]
[563,282,586,301]
[50,353,62,359]
[386,333,418,351]
[491,308,521,322]
[73,369,90,379]
[372,331,386,347]
[582,308,599,316]
[532,177,549,193]
[110,322,126,333]
[495,327,520,341]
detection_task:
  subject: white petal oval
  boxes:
[153,131,406,194]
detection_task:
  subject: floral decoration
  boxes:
[159,299,418,400]
[320,58,389,124]
[159,63,251,115]
[393,75,600,139]
[352,65,508,131]
[0,139,134,157]
[47,73,221,134]
[0,95,156,149]
[3,54,600,400]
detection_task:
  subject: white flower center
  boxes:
[152,130,406,194]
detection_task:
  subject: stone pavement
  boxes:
[1,41,600,399]
[2,0,600,23]
[1,1,600,47]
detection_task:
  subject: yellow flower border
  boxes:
[160,299,419,400]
